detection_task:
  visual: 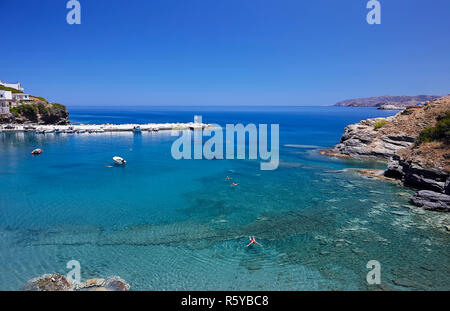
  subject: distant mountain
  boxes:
[334,95,441,107]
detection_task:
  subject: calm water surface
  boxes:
[0,106,448,290]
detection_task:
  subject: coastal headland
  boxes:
[323,95,450,212]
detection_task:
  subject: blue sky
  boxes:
[1,0,449,106]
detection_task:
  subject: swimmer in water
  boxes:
[225,176,231,180]
[247,236,263,248]
[231,183,239,187]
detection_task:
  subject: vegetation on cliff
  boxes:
[0,85,23,94]
[9,102,69,125]
[374,119,387,130]
[418,111,450,144]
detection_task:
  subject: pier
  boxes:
[0,122,211,133]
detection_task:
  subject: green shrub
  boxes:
[417,111,450,144]
[374,120,388,130]
[10,104,39,122]
[0,85,23,93]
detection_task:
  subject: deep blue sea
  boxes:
[0,106,449,290]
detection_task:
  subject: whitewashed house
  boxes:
[0,81,24,92]
[0,82,34,117]
[12,93,32,102]
[0,90,14,116]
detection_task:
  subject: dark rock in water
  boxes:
[23,274,72,291]
[411,190,450,212]
[385,156,449,193]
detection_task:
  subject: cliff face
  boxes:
[324,95,450,212]
[5,102,69,125]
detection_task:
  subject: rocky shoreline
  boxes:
[323,96,450,212]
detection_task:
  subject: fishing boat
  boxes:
[24,125,36,132]
[113,156,126,165]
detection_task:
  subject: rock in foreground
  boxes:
[23,274,130,291]
[411,190,450,212]
[23,274,72,291]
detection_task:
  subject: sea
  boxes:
[0,106,448,290]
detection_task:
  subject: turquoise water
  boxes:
[0,107,449,290]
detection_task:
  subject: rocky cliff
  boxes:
[5,101,69,125]
[324,95,450,212]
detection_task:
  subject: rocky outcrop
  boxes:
[23,274,72,291]
[385,155,450,212]
[7,103,69,125]
[385,156,449,192]
[322,116,415,159]
[411,191,450,212]
[324,95,450,212]
[23,274,130,291]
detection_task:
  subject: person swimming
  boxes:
[247,236,263,248]
[225,176,231,180]
[231,183,239,187]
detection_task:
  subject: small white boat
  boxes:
[45,129,55,133]
[113,156,126,165]
[31,148,42,155]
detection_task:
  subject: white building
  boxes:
[0,80,24,92]
[0,88,33,117]
[12,93,32,102]
[0,90,14,116]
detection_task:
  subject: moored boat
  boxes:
[113,156,126,165]
[31,148,42,155]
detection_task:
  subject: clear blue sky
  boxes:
[1,0,449,106]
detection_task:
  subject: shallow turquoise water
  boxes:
[0,107,449,290]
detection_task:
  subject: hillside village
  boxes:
[0,80,69,125]
[0,81,32,117]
